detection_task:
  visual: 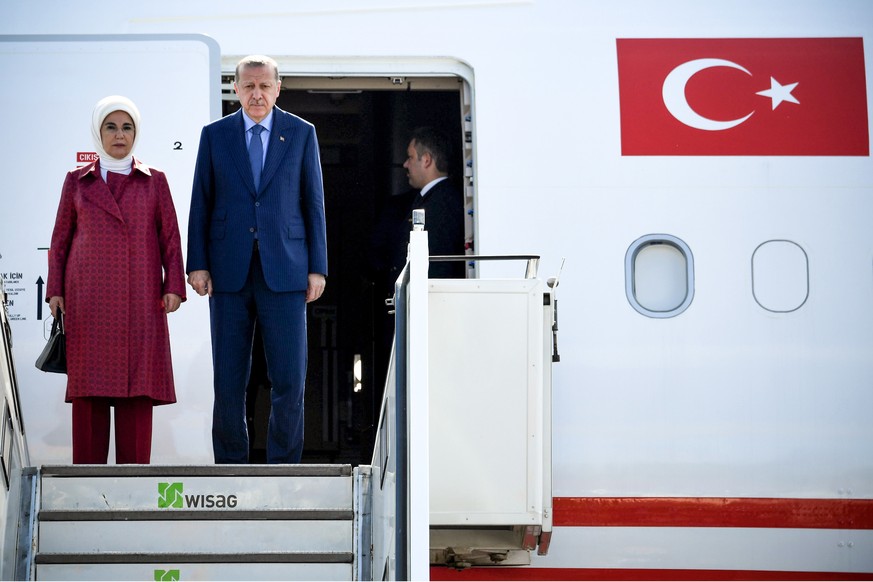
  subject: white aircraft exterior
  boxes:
[0,1,871,579]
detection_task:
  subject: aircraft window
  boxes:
[625,234,694,318]
[752,240,809,312]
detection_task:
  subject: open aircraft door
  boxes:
[0,34,221,465]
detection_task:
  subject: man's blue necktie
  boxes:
[249,124,264,190]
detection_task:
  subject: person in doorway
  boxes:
[46,95,186,464]
[369,127,466,393]
[186,54,328,464]
[403,126,466,278]
[371,126,466,297]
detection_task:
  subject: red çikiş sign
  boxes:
[77,152,98,164]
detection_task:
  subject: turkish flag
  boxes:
[617,38,869,155]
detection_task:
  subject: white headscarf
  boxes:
[91,95,141,175]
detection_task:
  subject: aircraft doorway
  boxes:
[221,74,468,464]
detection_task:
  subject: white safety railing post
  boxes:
[405,219,431,581]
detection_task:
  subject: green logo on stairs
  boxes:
[154,569,180,581]
[158,482,184,508]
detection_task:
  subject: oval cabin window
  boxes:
[752,240,809,313]
[626,234,694,318]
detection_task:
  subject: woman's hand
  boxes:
[162,293,182,313]
[48,296,65,318]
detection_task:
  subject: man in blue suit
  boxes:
[187,55,328,464]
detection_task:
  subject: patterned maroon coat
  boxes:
[46,159,186,405]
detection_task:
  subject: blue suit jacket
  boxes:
[187,107,328,292]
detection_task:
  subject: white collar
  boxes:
[420,176,448,197]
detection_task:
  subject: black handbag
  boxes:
[35,311,66,374]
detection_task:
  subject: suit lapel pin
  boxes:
[279,136,285,142]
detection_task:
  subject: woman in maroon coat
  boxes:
[46,95,186,464]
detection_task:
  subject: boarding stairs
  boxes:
[21,464,362,581]
[2,218,557,580]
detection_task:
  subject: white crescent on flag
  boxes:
[662,58,755,131]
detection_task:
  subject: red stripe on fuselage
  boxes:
[552,497,873,529]
[431,567,873,581]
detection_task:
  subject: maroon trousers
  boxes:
[71,397,153,464]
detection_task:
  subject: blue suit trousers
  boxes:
[209,247,307,463]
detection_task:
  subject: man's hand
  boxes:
[306,273,326,303]
[188,270,213,297]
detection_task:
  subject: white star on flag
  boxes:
[756,77,800,110]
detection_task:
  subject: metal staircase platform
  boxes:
[31,464,356,581]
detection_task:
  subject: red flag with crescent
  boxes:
[616,38,869,155]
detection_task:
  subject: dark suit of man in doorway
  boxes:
[372,126,466,292]
[370,127,466,396]
[402,127,466,278]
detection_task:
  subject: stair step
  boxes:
[36,552,354,564]
[39,464,352,512]
[40,465,352,478]
[39,509,353,521]
[33,465,357,580]
[38,519,352,554]
[35,561,353,581]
